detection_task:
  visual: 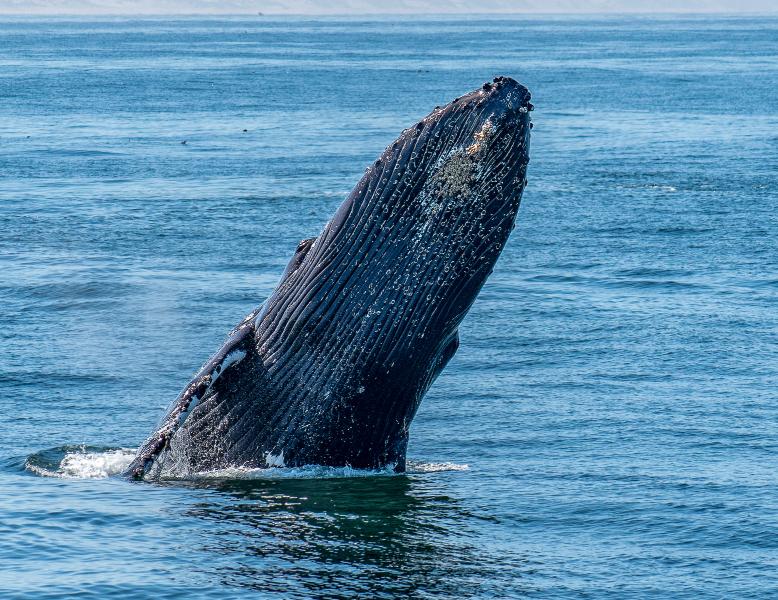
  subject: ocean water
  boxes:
[1,14,777,599]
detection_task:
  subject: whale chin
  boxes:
[124,77,532,480]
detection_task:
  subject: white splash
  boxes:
[406,461,469,473]
[28,448,136,479]
[26,447,469,481]
[167,460,469,481]
[185,463,396,481]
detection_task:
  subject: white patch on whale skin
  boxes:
[209,349,246,386]
[175,347,247,429]
[178,394,199,425]
[223,348,247,369]
[265,450,285,467]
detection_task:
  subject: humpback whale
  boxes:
[125,76,532,480]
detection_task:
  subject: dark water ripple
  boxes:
[1,14,777,599]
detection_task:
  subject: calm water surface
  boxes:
[1,14,777,599]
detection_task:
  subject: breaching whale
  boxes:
[125,76,532,480]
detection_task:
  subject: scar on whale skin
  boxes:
[124,76,532,480]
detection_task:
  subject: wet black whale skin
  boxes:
[125,77,532,480]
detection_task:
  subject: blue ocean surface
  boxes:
[1,14,777,599]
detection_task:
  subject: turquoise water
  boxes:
[1,14,777,598]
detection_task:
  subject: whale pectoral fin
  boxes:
[417,329,459,399]
[390,331,459,474]
[278,236,317,285]
[123,311,260,480]
[442,330,460,366]
[435,330,460,380]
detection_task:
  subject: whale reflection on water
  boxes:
[180,475,530,598]
[21,446,537,598]
[21,446,530,595]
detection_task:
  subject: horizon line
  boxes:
[1,10,777,16]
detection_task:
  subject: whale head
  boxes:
[253,76,532,469]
